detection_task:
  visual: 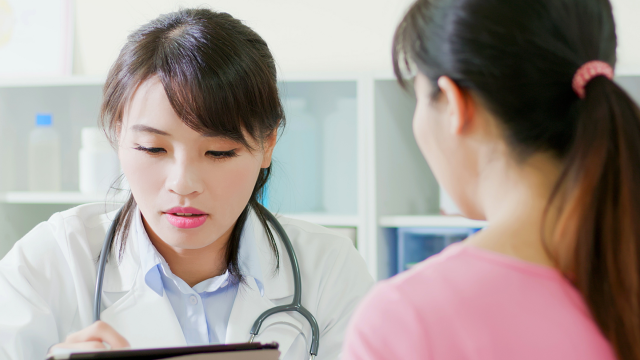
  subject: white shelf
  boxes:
[0,76,106,88]
[0,193,360,227]
[1,192,127,204]
[0,72,366,88]
[615,66,640,77]
[1,69,629,88]
[379,215,487,228]
[280,212,360,227]
[372,70,397,80]
[277,71,362,82]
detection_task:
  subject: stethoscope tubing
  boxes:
[93,205,319,359]
[250,205,320,357]
[93,208,123,322]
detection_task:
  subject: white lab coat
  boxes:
[0,203,374,360]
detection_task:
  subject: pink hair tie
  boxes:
[572,60,614,99]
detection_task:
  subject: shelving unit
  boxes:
[615,66,640,77]
[0,191,127,204]
[0,76,106,88]
[379,215,487,228]
[1,72,639,279]
[280,213,360,227]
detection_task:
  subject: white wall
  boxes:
[73,0,416,76]
[73,0,640,77]
[611,0,640,72]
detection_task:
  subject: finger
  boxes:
[64,321,130,349]
[49,341,107,354]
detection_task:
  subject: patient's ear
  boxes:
[437,76,475,135]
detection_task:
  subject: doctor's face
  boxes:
[118,77,275,250]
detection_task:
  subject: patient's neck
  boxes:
[465,151,563,268]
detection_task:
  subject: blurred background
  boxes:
[0,0,639,280]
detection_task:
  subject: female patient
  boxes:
[0,8,372,360]
[345,0,639,359]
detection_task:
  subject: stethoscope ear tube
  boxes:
[93,208,123,322]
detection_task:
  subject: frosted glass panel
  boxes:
[268,81,357,214]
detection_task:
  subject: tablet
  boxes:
[46,342,279,360]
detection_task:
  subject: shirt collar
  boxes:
[134,208,264,297]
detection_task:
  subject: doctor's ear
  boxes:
[437,76,476,135]
[114,123,123,145]
[260,126,279,168]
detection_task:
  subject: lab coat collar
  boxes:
[226,208,304,357]
[100,254,188,348]
[132,209,254,296]
[101,214,140,293]
[247,207,295,300]
[225,272,303,355]
[228,207,302,354]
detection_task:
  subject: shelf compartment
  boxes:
[380,215,487,228]
[392,227,477,276]
[280,212,360,227]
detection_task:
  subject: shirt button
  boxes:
[189,295,198,305]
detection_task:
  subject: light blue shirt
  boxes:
[134,209,264,345]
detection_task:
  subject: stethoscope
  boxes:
[93,206,320,359]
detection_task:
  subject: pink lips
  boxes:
[164,207,208,229]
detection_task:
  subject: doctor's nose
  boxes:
[166,160,205,196]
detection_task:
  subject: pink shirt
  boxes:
[343,243,616,360]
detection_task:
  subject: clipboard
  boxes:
[46,342,279,360]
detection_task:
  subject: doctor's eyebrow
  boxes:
[131,124,171,136]
[130,124,228,139]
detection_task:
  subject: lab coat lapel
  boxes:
[100,269,187,348]
[225,210,304,356]
[225,277,303,356]
[98,227,186,348]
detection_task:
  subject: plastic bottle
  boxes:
[0,122,16,191]
[79,127,120,194]
[323,98,358,214]
[28,113,61,191]
[270,98,322,212]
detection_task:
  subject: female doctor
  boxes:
[0,8,373,360]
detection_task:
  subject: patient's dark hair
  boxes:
[100,8,283,278]
[394,0,640,358]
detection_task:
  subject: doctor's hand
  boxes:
[49,321,131,354]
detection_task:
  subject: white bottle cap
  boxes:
[81,127,112,151]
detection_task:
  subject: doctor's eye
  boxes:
[206,150,238,160]
[134,146,166,155]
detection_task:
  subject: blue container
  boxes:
[395,227,479,275]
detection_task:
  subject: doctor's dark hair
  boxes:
[394,0,640,358]
[100,8,283,279]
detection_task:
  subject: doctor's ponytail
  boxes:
[99,8,283,279]
[394,0,640,358]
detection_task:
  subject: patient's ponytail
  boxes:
[393,0,640,358]
[554,75,640,359]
